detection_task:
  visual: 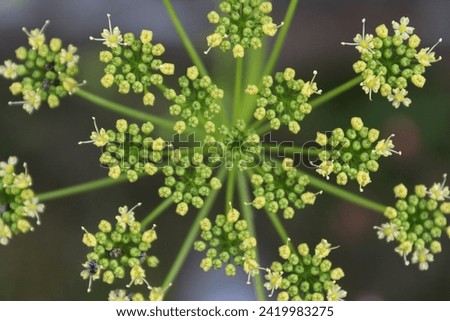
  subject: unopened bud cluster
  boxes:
[166,66,224,132]
[343,17,442,108]
[251,160,321,219]
[0,157,44,245]
[269,239,346,301]
[80,118,165,183]
[206,0,283,57]
[0,21,83,113]
[80,204,159,293]
[314,117,400,191]
[212,119,262,169]
[158,151,223,216]
[194,206,258,277]
[375,175,450,271]
[92,15,174,106]
[246,68,321,134]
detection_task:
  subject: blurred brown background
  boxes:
[0,0,449,300]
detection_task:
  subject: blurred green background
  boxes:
[0,0,449,300]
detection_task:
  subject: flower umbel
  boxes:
[269,239,346,301]
[344,17,442,107]
[1,20,83,113]
[80,205,160,293]
[376,177,450,270]
[0,157,44,245]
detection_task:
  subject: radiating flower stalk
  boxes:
[0,0,447,301]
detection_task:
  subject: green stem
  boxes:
[233,58,244,123]
[263,0,299,76]
[265,208,290,244]
[141,198,173,228]
[254,123,271,136]
[162,167,226,290]
[303,172,386,213]
[310,76,362,109]
[242,41,266,124]
[37,175,128,202]
[76,89,174,130]
[237,172,266,301]
[225,168,236,212]
[162,0,208,77]
[261,143,319,155]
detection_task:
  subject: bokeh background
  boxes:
[0,0,449,300]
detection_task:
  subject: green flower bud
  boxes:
[140,29,153,44]
[394,184,408,198]
[408,34,421,48]
[353,60,367,73]
[411,74,426,88]
[375,24,389,38]
[351,117,364,131]
[297,243,309,257]
[101,74,114,88]
[384,206,398,219]
[47,94,60,108]
[176,202,189,216]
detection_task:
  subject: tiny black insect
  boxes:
[87,260,99,275]
[44,63,55,72]
[108,247,122,259]
[42,78,52,91]
[138,252,147,263]
[0,203,11,215]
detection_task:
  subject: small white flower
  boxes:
[387,88,412,109]
[23,197,45,225]
[78,117,110,147]
[127,266,151,289]
[12,163,32,189]
[341,18,374,53]
[411,248,434,271]
[0,156,18,177]
[315,239,339,259]
[415,38,443,67]
[374,134,402,157]
[22,20,50,49]
[427,174,449,201]
[115,203,142,227]
[263,269,283,297]
[395,241,412,266]
[0,60,18,80]
[0,221,12,246]
[243,258,261,285]
[392,17,414,40]
[311,160,334,180]
[360,74,381,101]
[89,14,125,48]
[373,223,400,242]
[59,45,79,68]
[327,283,347,301]
[8,90,42,114]
[301,70,322,98]
[108,289,130,301]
